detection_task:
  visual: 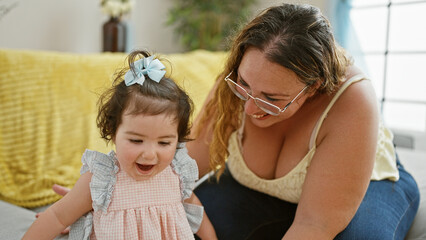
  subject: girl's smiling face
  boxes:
[113,111,178,181]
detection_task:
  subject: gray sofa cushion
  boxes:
[399,148,426,240]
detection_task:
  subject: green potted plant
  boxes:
[167,0,257,51]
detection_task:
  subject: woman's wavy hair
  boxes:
[196,3,352,178]
[97,50,194,144]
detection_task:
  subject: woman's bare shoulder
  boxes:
[316,65,379,144]
[345,64,365,80]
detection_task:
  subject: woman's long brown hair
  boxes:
[195,3,352,179]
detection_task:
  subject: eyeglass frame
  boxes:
[224,71,309,116]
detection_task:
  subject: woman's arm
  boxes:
[283,78,379,239]
[23,172,93,239]
[184,194,218,240]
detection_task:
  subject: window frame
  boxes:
[347,0,426,150]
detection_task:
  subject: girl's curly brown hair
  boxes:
[97,50,194,144]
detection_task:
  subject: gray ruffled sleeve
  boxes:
[68,212,93,240]
[171,143,204,233]
[83,150,119,213]
[68,149,118,240]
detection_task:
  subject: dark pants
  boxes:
[195,156,420,240]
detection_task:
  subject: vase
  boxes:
[102,16,126,52]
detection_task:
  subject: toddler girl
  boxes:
[23,50,216,240]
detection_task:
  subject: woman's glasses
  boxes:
[224,71,308,116]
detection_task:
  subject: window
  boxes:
[348,0,426,150]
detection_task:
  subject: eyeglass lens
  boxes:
[226,80,281,115]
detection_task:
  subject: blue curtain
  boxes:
[327,0,368,73]
[327,0,352,48]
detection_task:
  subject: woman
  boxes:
[188,3,419,240]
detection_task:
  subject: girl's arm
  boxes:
[185,194,218,240]
[23,172,93,239]
[283,76,379,239]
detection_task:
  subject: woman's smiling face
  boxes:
[113,111,178,181]
[237,47,309,128]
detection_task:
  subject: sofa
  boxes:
[0,49,425,239]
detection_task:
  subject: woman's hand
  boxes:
[52,184,71,196]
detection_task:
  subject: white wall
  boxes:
[0,0,325,54]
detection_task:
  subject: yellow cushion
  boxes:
[0,48,227,207]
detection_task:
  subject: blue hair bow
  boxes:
[124,55,166,86]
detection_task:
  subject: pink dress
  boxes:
[69,145,203,240]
